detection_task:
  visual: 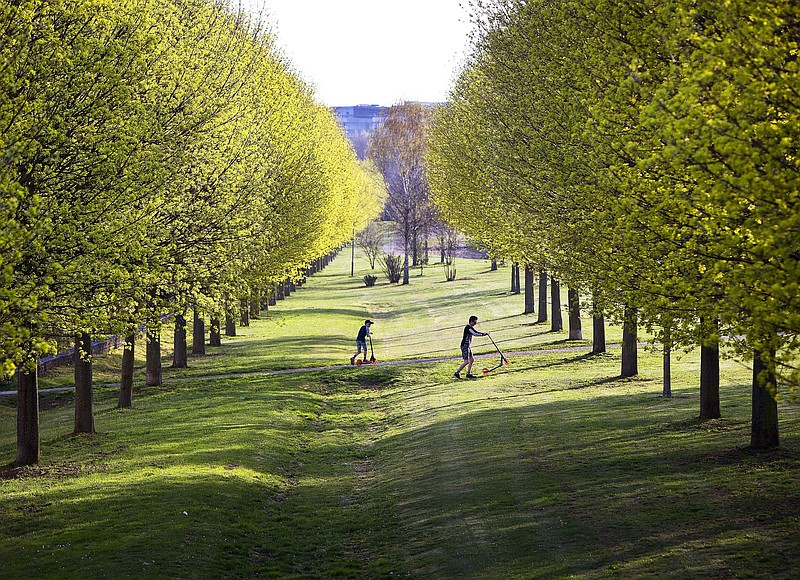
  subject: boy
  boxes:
[454,315,488,379]
[351,319,373,364]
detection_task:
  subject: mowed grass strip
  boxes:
[1,252,798,578]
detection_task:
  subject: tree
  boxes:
[2,0,173,459]
[357,223,384,269]
[368,102,434,284]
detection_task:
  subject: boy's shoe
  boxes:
[350,357,355,365]
[466,373,477,379]
[453,372,461,379]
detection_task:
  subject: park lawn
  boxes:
[0,367,397,578]
[1,250,798,577]
[1,348,798,578]
[377,352,800,578]
[26,250,628,391]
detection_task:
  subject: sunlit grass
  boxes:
[27,249,628,391]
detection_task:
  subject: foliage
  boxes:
[0,0,385,463]
[363,275,378,287]
[0,0,385,376]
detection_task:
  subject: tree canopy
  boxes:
[1,0,384,376]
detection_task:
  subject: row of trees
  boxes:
[2,0,384,465]
[426,0,799,448]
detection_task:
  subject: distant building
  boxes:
[333,102,442,159]
[332,104,386,159]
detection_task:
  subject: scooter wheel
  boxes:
[356,359,363,366]
[371,359,377,365]
[503,358,510,365]
[482,368,489,376]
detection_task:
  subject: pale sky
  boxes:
[231,1,474,106]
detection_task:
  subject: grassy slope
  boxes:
[1,250,798,578]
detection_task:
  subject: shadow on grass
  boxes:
[374,386,800,578]
[4,357,798,579]
[0,373,399,578]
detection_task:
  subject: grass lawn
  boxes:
[1,249,798,578]
[19,249,627,391]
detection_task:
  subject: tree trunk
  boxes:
[119,333,136,408]
[700,340,721,420]
[276,284,284,301]
[403,242,410,285]
[210,317,222,346]
[192,309,206,355]
[172,314,188,368]
[284,280,291,297]
[490,260,497,271]
[225,313,236,337]
[512,263,521,294]
[621,306,638,377]
[16,366,39,466]
[146,327,162,386]
[592,299,606,353]
[74,332,95,434]
[240,298,250,327]
[537,270,548,323]
[662,326,671,398]
[550,278,562,332]
[524,265,535,314]
[568,288,582,340]
[751,346,779,449]
[269,287,277,306]
[250,293,260,318]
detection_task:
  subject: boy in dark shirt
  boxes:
[454,315,488,379]
[351,319,373,365]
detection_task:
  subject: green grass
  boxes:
[1,250,798,578]
[21,250,627,390]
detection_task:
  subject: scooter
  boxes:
[355,335,377,366]
[481,333,510,376]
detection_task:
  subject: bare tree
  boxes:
[368,102,434,284]
[357,223,384,269]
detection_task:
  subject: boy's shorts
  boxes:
[356,340,367,352]
[461,345,472,360]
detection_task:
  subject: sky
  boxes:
[232,0,474,106]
